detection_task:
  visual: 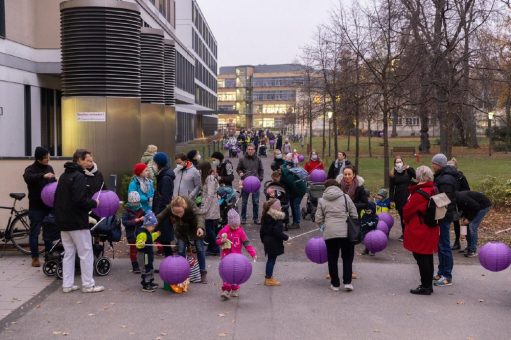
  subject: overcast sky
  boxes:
[197,0,338,68]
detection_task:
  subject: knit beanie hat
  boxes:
[377,188,388,198]
[211,151,224,161]
[227,209,241,226]
[365,201,376,214]
[187,149,198,161]
[133,163,147,177]
[153,152,169,168]
[34,146,49,161]
[270,199,282,211]
[431,153,448,167]
[128,191,140,204]
[143,211,157,227]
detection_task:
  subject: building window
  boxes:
[40,88,62,156]
[24,85,31,156]
[0,0,5,39]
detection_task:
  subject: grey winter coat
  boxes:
[236,154,264,181]
[200,174,221,220]
[173,165,201,199]
[315,186,358,240]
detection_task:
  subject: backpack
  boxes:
[416,189,451,227]
[288,167,309,181]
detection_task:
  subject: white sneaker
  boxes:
[230,291,239,298]
[330,285,340,291]
[81,285,105,293]
[344,284,354,291]
[221,290,230,300]
[62,285,79,293]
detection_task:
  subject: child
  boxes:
[260,199,289,286]
[136,211,161,292]
[375,189,391,214]
[216,209,257,300]
[361,202,378,256]
[122,191,145,273]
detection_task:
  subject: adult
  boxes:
[173,153,201,199]
[198,161,221,256]
[279,153,307,228]
[338,165,368,217]
[23,146,56,267]
[456,191,491,257]
[140,144,158,180]
[54,149,104,293]
[236,144,264,224]
[431,153,459,287]
[156,196,207,283]
[275,133,283,151]
[446,158,471,251]
[389,156,416,241]
[270,149,285,171]
[152,152,175,257]
[186,149,202,168]
[327,152,351,180]
[402,166,439,295]
[304,151,325,174]
[83,159,106,197]
[128,163,154,212]
[282,138,292,154]
[211,151,234,187]
[315,179,358,291]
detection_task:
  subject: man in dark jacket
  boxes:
[279,156,307,228]
[236,144,264,224]
[276,134,283,151]
[431,153,460,287]
[54,149,104,293]
[327,152,351,180]
[152,152,175,257]
[23,146,56,267]
[456,191,491,257]
[211,151,234,186]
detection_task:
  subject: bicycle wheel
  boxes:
[9,212,34,255]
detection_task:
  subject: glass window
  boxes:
[0,0,5,39]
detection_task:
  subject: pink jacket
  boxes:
[216,225,256,258]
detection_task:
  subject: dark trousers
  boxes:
[160,241,173,257]
[397,207,405,234]
[29,209,52,258]
[137,250,154,287]
[412,252,434,289]
[453,220,460,244]
[325,238,354,287]
[265,254,277,278]
[205,219,220,254]
[241,190,260,221]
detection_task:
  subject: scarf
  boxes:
[137,176,149,194]
[335,159,346,171]
[340,176,358,200]
[126,202,142,211]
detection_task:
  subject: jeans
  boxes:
[29,209,52,258]
[177,239,206,272]
[241,190,260,221]
[468,208,489,252]
[325,237,354,287]
[413,252,434,289]
[61,230,95,289]
[205,219,220,254]
[265,255,277,278]
[290,195,303,225]
[437,220,453,280]
[397,207,404,235]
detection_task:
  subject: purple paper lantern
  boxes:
[378,212,394,229]
[224,143,231,150]
[478,242,511,272]
[310,169,327,183]
[305,237,328,264]
[269,139,275,146]
[298,154,305,162]
[376,220,389,235]
[219,253,252,285]
[242,176,261,193]
[41,182,58,208]
[159,255,191,284]
[363,230,388,253]
[92,190,120,217]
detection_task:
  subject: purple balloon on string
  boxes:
[298,154,305,162]
[92,190,120,217]
[219,253,252,285]
[479,242,511,272]
[41,182,58,208]
[305,237,328,264]
[242,176,261,193]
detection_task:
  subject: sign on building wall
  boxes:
[76,112,106,122]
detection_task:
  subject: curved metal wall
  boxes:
[141,28,164,104]
[164,40,176,106]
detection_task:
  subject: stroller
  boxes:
[42,214,119,279]
[258,143,267,157]
[263,181,290,230]
[301,182,326,222]
[217,186,240,229]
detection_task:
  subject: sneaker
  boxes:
[221,290,230,300]
[458,247,468,254]
[62,285,79,293]
[131,263,141,274]
[344,284,354,291]
[464,251,477,258]
[241,219,247,224]
[230,291,239,297]
[410,285,433,295]
[149,283,159,289]
[451,242,461,250]
[82,285,105,293]
[132,268,141,274]
[31,257,41,267]
[433,276,452,287]
[398,235,404,242]
[433,275,442,281]
[253,219,261,225]
[142,286,155,293]
[330,285,340,292]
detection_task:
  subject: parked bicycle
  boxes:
[0,193,40,255]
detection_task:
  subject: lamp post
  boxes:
[327,111,333,158]
[488,111,494,157]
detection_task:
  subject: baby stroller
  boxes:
[301,182,326,222]
[258,143,267,157]
[263,181,290,230]
[217,186,240,229]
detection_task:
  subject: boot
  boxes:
[264,277,281,286]
[200,270,208,284]
[131,262,140,274]
[31,257,41,267]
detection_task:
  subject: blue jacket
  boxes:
[128,176,155,213]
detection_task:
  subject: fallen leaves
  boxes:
[456,300,465,305]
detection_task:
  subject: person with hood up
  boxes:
[128,163,154,213]
[337,165,368,217]
[173,153,201,199]
[152,152,175,256]
[304,151,325,174]
[328,152,352,180]
[140,144,158,180]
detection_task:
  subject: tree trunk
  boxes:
[322,110,326,159]
[391,109,398,137]
[368,117,373,158]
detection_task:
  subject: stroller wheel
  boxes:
[56,262,63,280]
[95,257,111,276]
[43,260,58,277]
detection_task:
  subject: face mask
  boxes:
[212,159,220,167]
[311,155,318,161]
[395,163,404,172]
[196,154,201,161]
[276,154,282,159]
[176,164,184,170]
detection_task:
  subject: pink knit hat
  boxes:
[227,209,241,226]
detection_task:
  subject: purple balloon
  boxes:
[378,212,394,229]
[219,253,252,285]
[376,220,389,235]
[310,169,327,183]
[224,144,231,150]
[479,242,511,272]
[242,176,261,193]
[269,139,275,146]
[363,230,388,253]
[92,190,120,217]
[41,182,58,208]
[298,154,305,162]
[305,237,328,264]
[159,255,191,284]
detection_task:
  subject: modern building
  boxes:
[217,64,305,131]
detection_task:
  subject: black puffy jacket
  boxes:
[260,211,289,256]
[389,167,416,210]
[456,191,491,221]
[23,161,56,210]
[153,167,175,242]
[434,165,460,222]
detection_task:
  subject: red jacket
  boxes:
[403,181,440,254]
[304,160,324,174]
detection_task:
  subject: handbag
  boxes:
[343,194,361,244]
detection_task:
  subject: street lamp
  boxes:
[488,111,494,157]
[327,111,333,157]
